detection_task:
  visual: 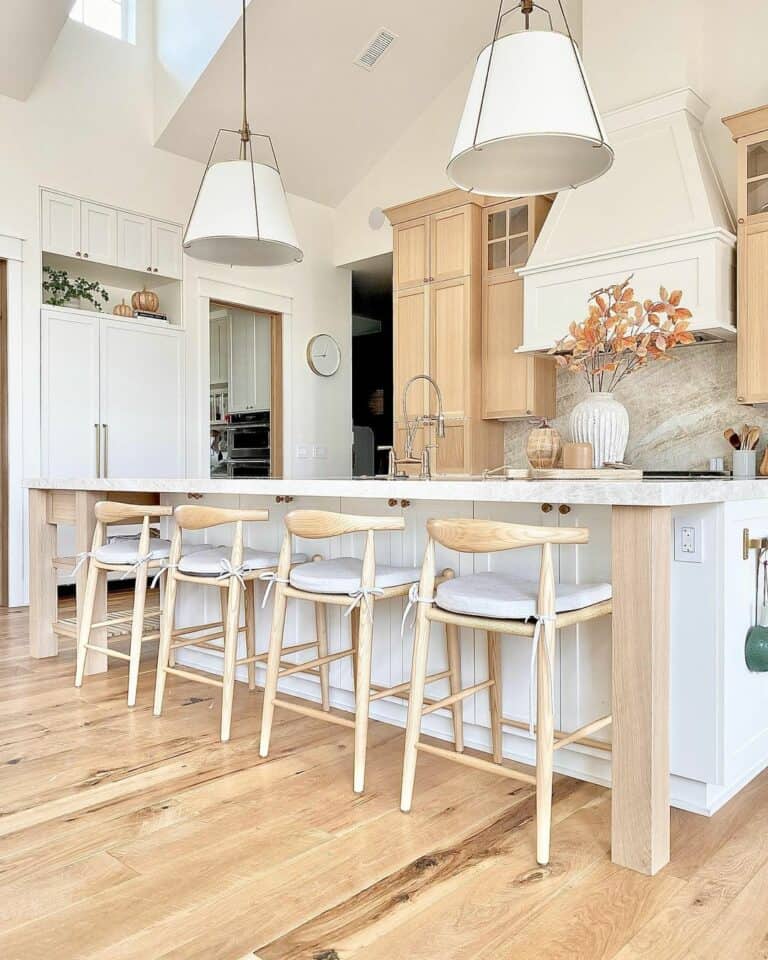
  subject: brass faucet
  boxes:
[381,375,446,480]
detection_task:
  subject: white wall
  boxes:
[1,1,350,604]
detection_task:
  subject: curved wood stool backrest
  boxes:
[90,500,173,558]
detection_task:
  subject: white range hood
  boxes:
[517,88,736,352]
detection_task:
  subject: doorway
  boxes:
[350,253,393,476]
[208,301,283,479]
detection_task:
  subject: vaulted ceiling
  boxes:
[156,0,582,207]
[0,0,73,100]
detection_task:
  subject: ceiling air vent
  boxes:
[354,29,397,71]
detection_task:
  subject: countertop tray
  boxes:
[487,467,644,481]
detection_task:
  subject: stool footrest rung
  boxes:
[272,697,355,729]
[84,644,130,662]
[416,742,536,785]
[422,679,494,716]
[162,666,224,689]
[278,649,351,678]
[552,715,612,751]
[369,669,452,703]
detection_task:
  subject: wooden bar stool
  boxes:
[75,501,175,706]
[400,517,613,866]
[152,505,308,742]
[259,509,463,793]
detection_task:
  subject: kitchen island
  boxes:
[24,475,768,877]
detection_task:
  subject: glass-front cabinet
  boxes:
[747,139,768,218]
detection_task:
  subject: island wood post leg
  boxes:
[611,504,671,875]
[29,489,58,659]
[76,491,108,675]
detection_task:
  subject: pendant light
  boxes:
[447,0,613,197]
[183,0,303,266]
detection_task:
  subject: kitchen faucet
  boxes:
[380,374,446,480]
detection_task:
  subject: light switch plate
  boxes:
[313,445,328,459]
[296,444,309,459]
[674,516,703,563]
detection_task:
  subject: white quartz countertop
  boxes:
[23,475,768,506]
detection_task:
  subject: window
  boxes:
[69,0,135,43]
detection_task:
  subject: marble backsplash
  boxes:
[503,341,768,471]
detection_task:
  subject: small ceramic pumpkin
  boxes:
[526,420,562,469]
[131,286,160,313]
[112,298,133,318]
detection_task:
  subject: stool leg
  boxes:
[220,577,242,743]
[488,631,503,764]
[244,580,257,691]
[153,572,179,717]
[401,540,436,813]
[315,602,330,711]
[75,561,101,687]
[127,570,148,707]
[445,621,464,753]
[260,541,291,757]
[352,602,374,793]
[536,623,555,866]
[349,605,360,694]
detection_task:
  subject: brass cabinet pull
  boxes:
[388,498,398,507]
[541,503,553,513]
[187,492,203,500]
[275,495,294,504]
[102,424,108,477]
[75,251,81,257]
[94,423,100,477]
[559,504,571,515]
[401,499,411,508]
[83,252,89,258]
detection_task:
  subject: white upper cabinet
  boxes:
[41,189,183,279]
[41,190,81,257]
[117,211,152,272]
[81,201,117,264]
[151,220,183,280]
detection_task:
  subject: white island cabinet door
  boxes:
[41,190,81,257]
[99,319,185,478]
[81,201,117,265]
[41,309,101,477]
[117,212,152,273]
[151,220,183,279]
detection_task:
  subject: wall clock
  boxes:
[306,334,341,377]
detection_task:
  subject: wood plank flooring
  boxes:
[2,595,768,959]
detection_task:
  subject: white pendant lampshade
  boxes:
[184,158,302,266]
[182,0,303,267]
[448,26,613,197]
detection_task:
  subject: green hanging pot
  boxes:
[746,624,768,672]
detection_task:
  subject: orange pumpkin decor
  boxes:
[112,298,133,318]
[131,286,160,313]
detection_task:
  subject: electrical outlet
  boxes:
[674,516,703,563]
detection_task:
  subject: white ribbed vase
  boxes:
[569,392,629,468]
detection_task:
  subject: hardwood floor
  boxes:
[2,595,768,959]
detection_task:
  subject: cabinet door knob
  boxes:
[388,498,398,507]
[559,504,571,515]
[83,252,89,258]
[147,266,152,272]
[738,217,745,225]
[75,251,81,257]
[541,503,553,513]
[401,499,411,508]
[154,268,158,273]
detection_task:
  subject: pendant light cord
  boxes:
[241,0,250,147]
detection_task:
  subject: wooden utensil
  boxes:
[747,427,761,451]
[724,428,741,450]
[760,447,768,477]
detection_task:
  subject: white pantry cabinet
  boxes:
[41,189,183,280]
[229,312,271,412]
[41,307,186,479]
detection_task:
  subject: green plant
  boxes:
[42,266,109,311]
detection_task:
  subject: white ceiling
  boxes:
[0,0,72,101]
[156,0,582,207]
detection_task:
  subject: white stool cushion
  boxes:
[289,556,420,594]
[93,537,172,565]
[435,573,612,620]
[178,545,307,577]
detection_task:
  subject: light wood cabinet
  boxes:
[723,107,768,403]
[387,190,503,475]
[481,196,556,420]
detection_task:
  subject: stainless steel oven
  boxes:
[226,411,270,461]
